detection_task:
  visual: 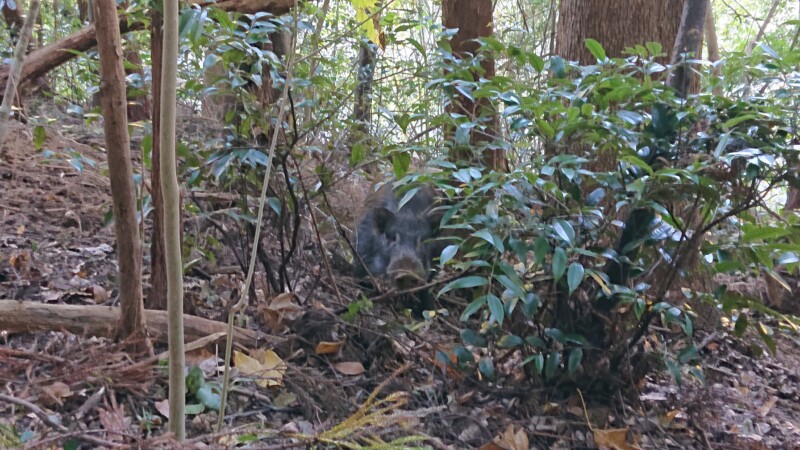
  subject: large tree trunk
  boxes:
[442,0,506,172]
[93,0,149,353]
[556,0,685,64]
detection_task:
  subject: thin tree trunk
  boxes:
[160,0,186,437]
[124,45,150,121]
[353,39,378,127]
[705,4,719,62]
[93,0,149,353]
[745,0,782,56]
[668,0,709,98]
[0,0,39,152]
[147,3,168,311]
[705,2,722,95]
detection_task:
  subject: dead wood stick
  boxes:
[0,301,283,346]
[0,393,120,448]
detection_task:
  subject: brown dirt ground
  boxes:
[1,114,800,449]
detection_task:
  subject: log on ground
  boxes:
[0,300,281,346]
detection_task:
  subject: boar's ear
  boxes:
[372,207,395,234]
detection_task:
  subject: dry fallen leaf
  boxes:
[259,292,303,332]
[477,424,529,450]
[40,381,73,406]
[593,427,640,450]
[315,341,344,355]
[90,284,109,303]
[154,399,170,419]
[98,400,129,443]
[333,361,365,376]
[234,349,286,388]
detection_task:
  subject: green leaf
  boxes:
[497,335,523,348]
[33,126,46,150]
[439,276,488,296]
[350,0,382,47]
[391,152,411,178]
[349,143,366,166]
[552,247,567,281]
[525,354,544,375]
[487,294,504,325]
[185,366,205,395]
[567,262,584,294]
[552,219,575,244]
[585,38,606,61]
[723,114,758,129]
[478,357,495,379]
[741,225,789,242]
[439,245,458,266]
[666,359,682,385]
[473,229,504,253]
[460,296,487,321]
[398,187,420,211]
[196,384,221,411]
[544,351,560,380]
[185,403,205,415]
[534,237,550,266]
[567,348,583,375]
[734,314,748,337]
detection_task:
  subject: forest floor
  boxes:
[2,111,800,450]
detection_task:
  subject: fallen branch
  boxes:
[0,301,283,346]
[0,393,120,448]
[0,0,297,100]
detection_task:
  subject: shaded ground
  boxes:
[2,112,800,449]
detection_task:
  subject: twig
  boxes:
[0,393,119,448]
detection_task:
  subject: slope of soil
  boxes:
[1,115,800,450]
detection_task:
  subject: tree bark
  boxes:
[124,45,150,121]
[442,0,506,172]
[160,0,186,436]
[353,39,378,127]
[0,301,277,346]
[556,0,685,65]
[668,0,709,98]
[1,0,24,45]
[0,0,296,103]
[147,5,168,311]
[0,0,39,152]
[0,21,144,103]
[93,0,149,353]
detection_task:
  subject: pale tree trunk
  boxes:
[160,0,185,437]
[668,0,709,98]
[0,0,39,152]
[93,0,150,353]
[442,0,507,172]
[147,3,168,311]
[705,3,719,62]
[745,0,782,56]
